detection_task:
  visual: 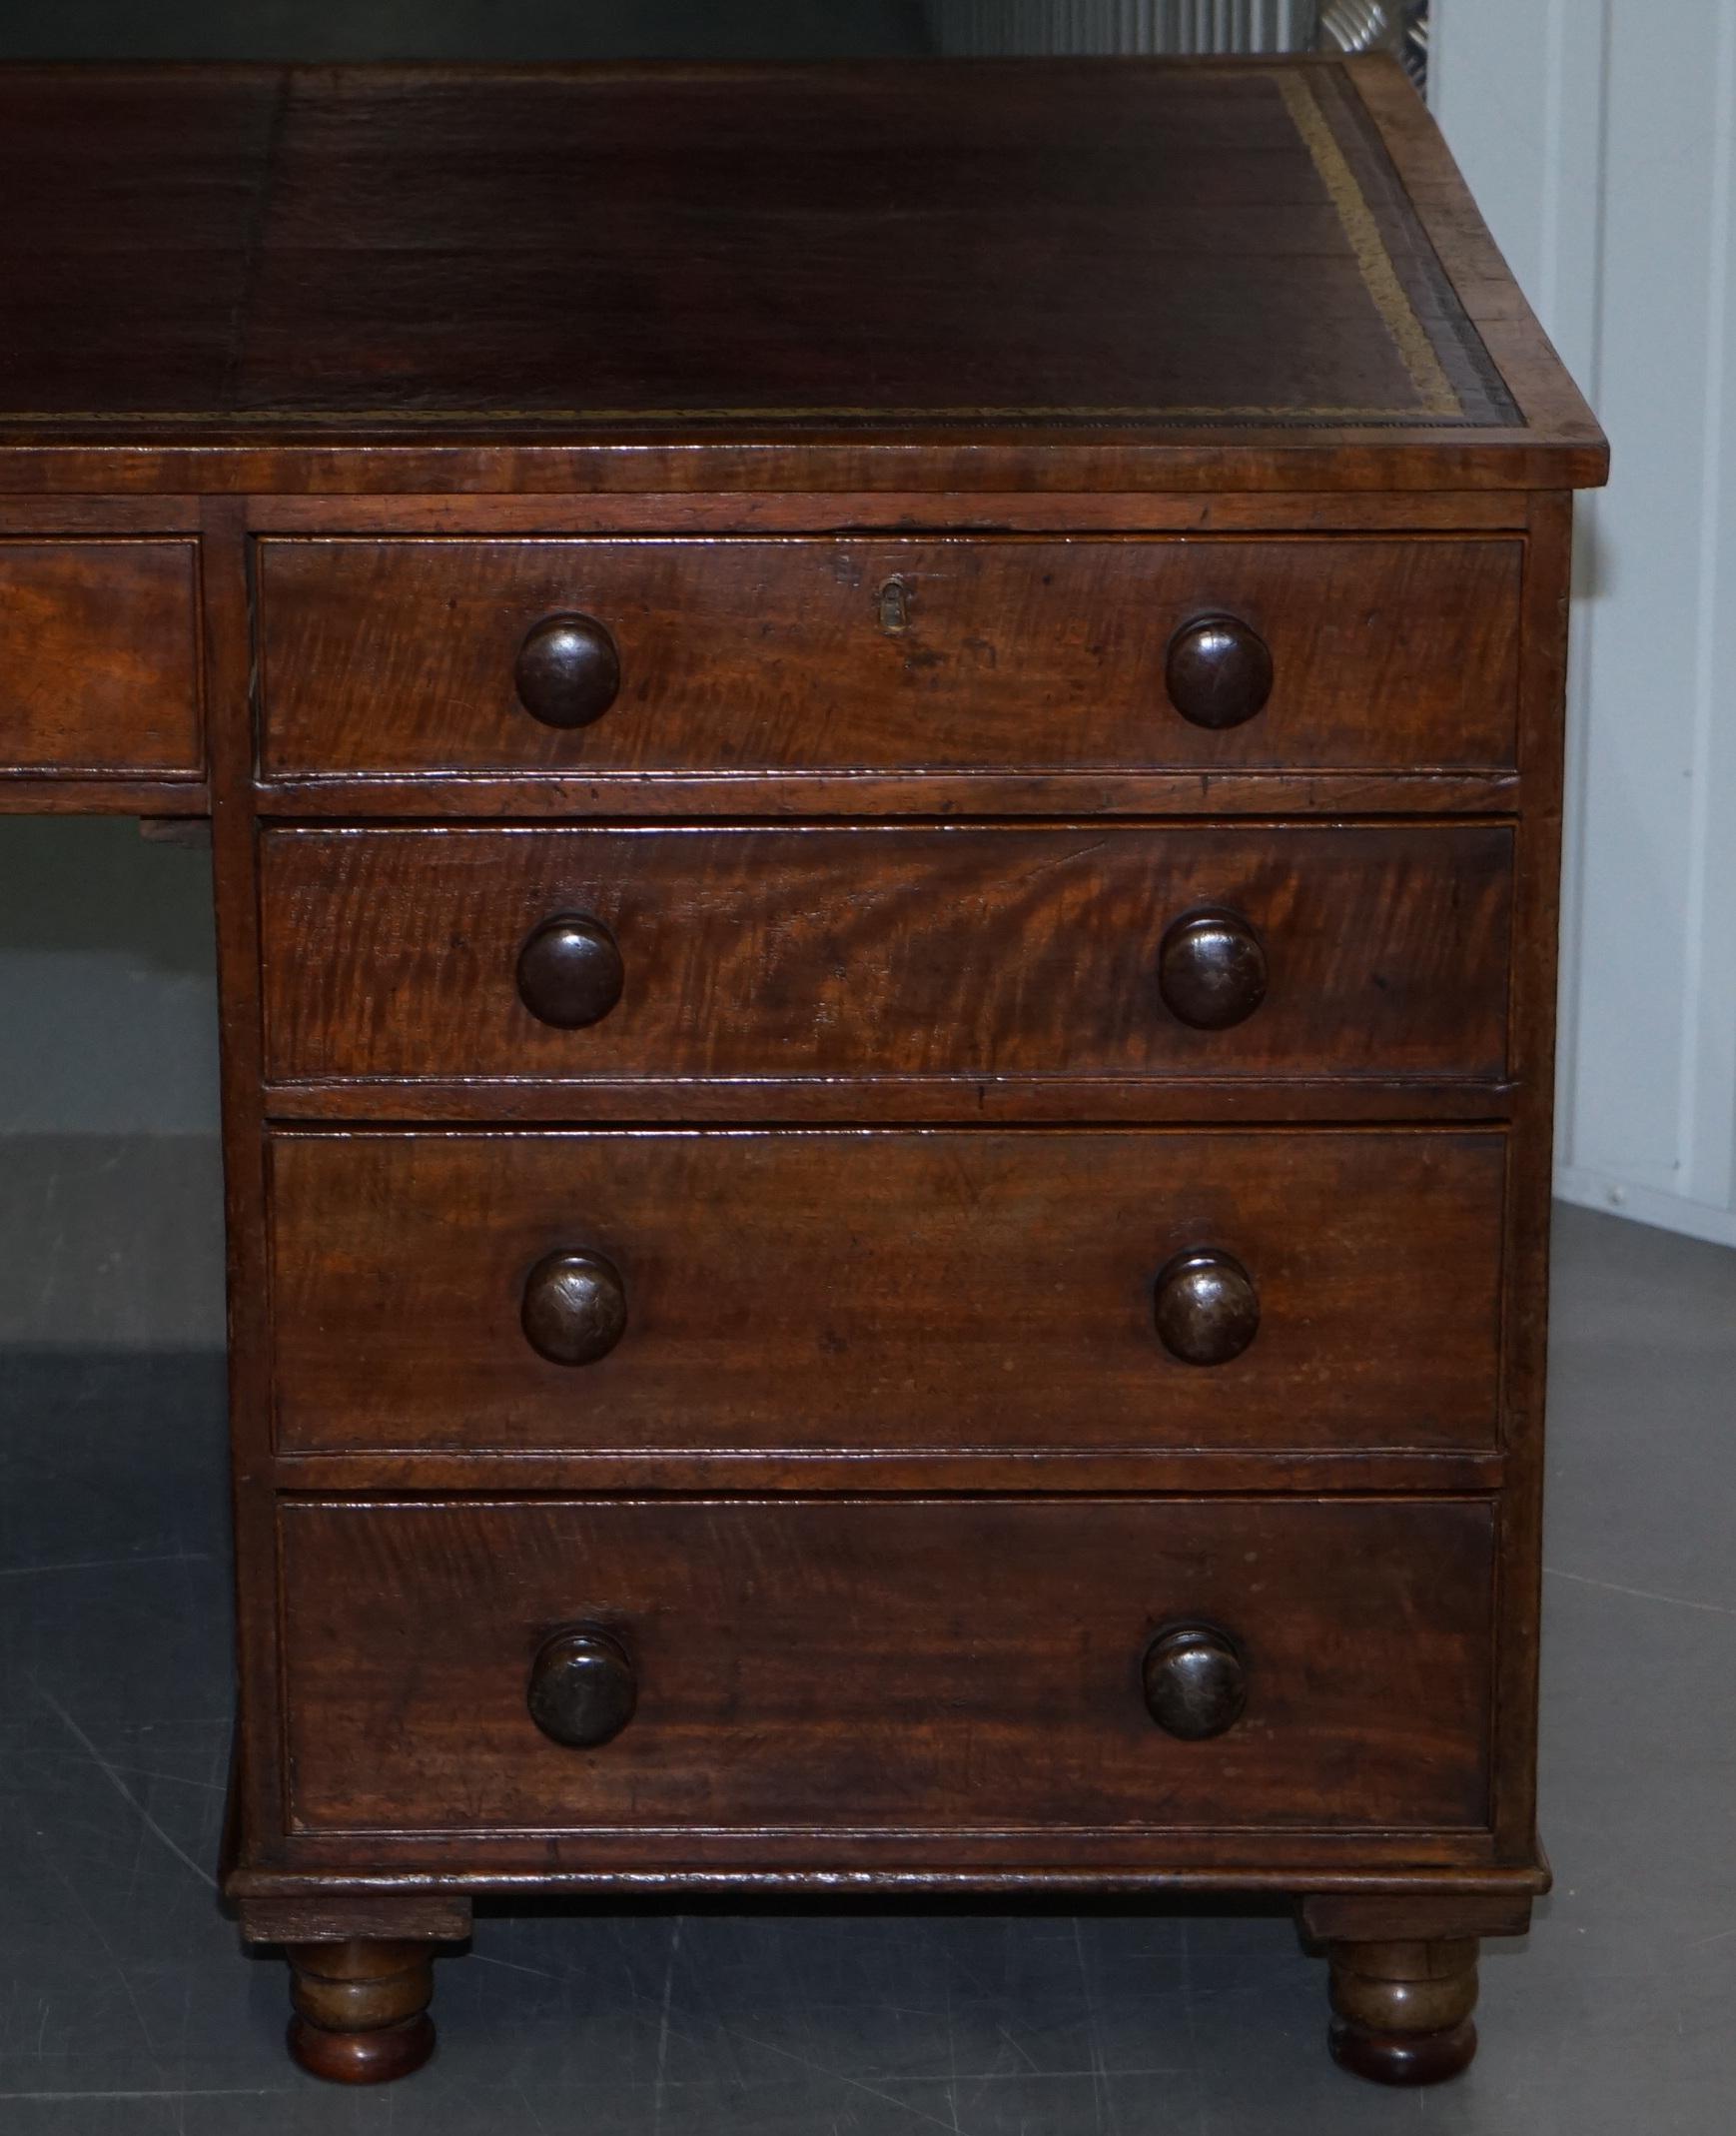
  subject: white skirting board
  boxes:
[1556,1169,1736,1254]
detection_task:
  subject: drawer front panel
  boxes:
[260,824,1513,1087]
[0,540,201,776]
[256,535,1521,779]
[281,1497,1494,1835]
[271,1129,1506,1455]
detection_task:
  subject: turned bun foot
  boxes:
[286,1939,436,2084]
[1326,1938,1479,2086]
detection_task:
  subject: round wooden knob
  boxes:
[521,1248,627,1366]
[1153,1248,1260,1366]
[1143,1624,1247,1740]
[526,1624,636,1747]
[1158,906,1268,1030]
[1165,613,1273,729]
[515,912,623,1029]
[514,612,620,729]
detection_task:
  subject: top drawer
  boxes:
[0,540,201,779]
[255,535,1521,781]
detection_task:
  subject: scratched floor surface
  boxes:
[1,1202,1732,2133]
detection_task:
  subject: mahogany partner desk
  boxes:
[0,57,1606,2086]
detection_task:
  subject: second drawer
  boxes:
[270,1128,1505,1455]
[260,822,1513,1089]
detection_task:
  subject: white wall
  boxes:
[1434,0,1736,1248]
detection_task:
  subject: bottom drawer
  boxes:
[281,1497,1493,1837]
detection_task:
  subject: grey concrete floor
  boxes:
[0,1199,1732,2133]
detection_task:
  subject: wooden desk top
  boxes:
[0,57,1604,494]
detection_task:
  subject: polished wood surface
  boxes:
[0,55,1605,2087]
[1141,1624,1249,1740]
[512,912,625,1030]
[525,1625,639,1749]
[278,1496,1493,1836]
[1326,1938,1481,2085]
[1152,1248,1263,1368]
[0,540,201,779]
[259,823,1513,1089]
[1157,906,1271,1030]
[268,1128,1505,1457]
[255,535,1523,780]
[1164,612,1275,730]
[285,1940,436,2086]
[518,1247,629,1369]
[511,612,620,730]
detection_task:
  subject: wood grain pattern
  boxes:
[1487,489,1576,1860]
[201,497,292,1867]
[262,1076,1523,1129]
[254,769,1522,824]
[259,823,1514,1089]
[271,1445,1507,1503]
[0,775,209,815]
[243,492,1535,533]
[0,539,201,777]
[0,434,1604,500]
[1300,1890,1535,1944]
[268,1128,1506,1457]
[0,499,204,534]
[256,535,1522,779]
[279,1496,1495,1837]
[232,1854,1544,1893]
[236,1893,472,1946]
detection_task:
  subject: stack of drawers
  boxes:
[0,52,1605,2092]
[232,522,1546,2079]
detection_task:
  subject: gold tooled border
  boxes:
[1275,70,1459,418]
[10,65,1467,428]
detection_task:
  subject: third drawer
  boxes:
[270,1127,1506,1455]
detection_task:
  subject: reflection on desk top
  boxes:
[0,58,1606,493]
